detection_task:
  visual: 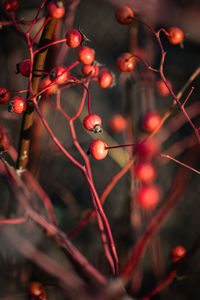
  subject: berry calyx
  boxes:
[39,77,58,95]
[98,71,113,88]
[156,79,172,97]
[8,96,26,114]
[65,29,82,48]
[167,27,184,45]
[29,281,46,299]
[134,161,156,183]
[47,1,65,19]
[17,59,31,77]
[136,185,160,210]
[77,46,95,65]
[116,53,136,72]
[115,6,134,24]
[89,140,108,160]
[170,246,186,263]
[142,111,161,132]
[136,137,160,160]
[83,114,102,134]
[0,88,10,104]
[4,0,19,11]
[50,66,68,85]
[109,114,127,133]
[82,64,99,77]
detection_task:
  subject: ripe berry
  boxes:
[83,114,103,134]
[115,6,134,24]
[134,161,156,183]
[142,111,161,132]
[167,27,184,45]
[156,79,172,97]
[89,140,108,160]
[0,88,10,104]
[136,185,160,210]
[4,0,19,11]
[50,66,68,85]
[47,1,65,19]
[136,138,160,160]
[98,71,113,88]
[170,246,186,263]
[109,114,127,133]
[65,29,82,48]
[29,281,46,299]
[39,77,58,95]
[77,46,95,65]
[17,59,31,77]
[116,53,136,72]
[82,64,99,77]
[8,96,26,114]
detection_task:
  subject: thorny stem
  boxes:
[33,38,67,55]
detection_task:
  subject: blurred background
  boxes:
[0,0,200,299]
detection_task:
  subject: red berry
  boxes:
[134,161,156,183]
[89,140,108,160]
[98,71,113,88]
[116,53,136,72]
[82,64,99,77]
[47,1,65,19]
[83,114,102,134]
[4,0,19,11]
[170,246,186,263]
[18,59,31,77]
[136,185,160,210]
[0,88,10,104]
[65,29,82,48]
[29,282,46,299]
[142,111,161,132]
[109,114,127,133]
[115,6,134,25]
[39,77,57,95]
[156,79,172,97]
[167,27,184,45]
[50,66,68,85]
[9,96,26,114]
[77,47,95,65]
[136,138,160,160]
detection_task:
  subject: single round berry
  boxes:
[89,140,108,160]
[29,282,46,299]
[136,138,160,160]
[0,88,10,104]
[98,71,113,88]
[167,27,184,45]
[8,96,26,114]
[4,0,19,11]
[170,246,186,263]
[115,6,134,24]
[83,114,102,134]
[65,29,82,48]
[77,46,95,65]
[39,77,58,95]
[116,53,136,72]
[47,1,65,19]
[17,59,31,77]
[156,79,172,97]
[109,114,127,133]
[50,66,68,85]
[142,111,161,132]
[82,64,99,77]
[136,185,160,210]
[134,161,156,183]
